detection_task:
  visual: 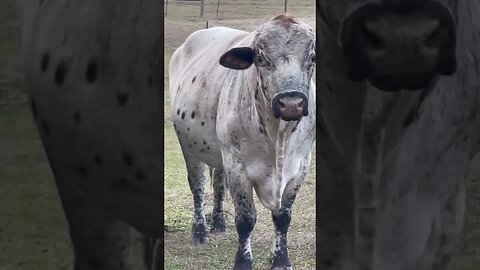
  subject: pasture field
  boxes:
[0,0,479,270]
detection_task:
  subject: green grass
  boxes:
[454,175,480,270]
[0,104,73,270]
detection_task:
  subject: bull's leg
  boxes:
[317,154,355,270]
[143,236,163,270]
[211,167,226,233]
[54,179,132,270]
[228,170,257,270]
[185,158,209,245]
[270,154,312,270]
[143,236,155,269]
[269,181,301,270]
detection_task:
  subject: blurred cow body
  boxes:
[316,1,480,269]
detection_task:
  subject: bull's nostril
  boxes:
[362,21,384,50]
[298,100,305,108]
[279,100,286,108]
[425,23,442,48]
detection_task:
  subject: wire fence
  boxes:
[164,19,212,51]
[163,0,315,52]
[164,0,315,20]
[165,0,291,17]
[164,18,207,26]
[164,42,178,50]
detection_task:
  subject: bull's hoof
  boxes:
[233,259,253,270]
[234,247,253,270]
[191,223,209,245]
[270,253,292,270]
[192,234,209,245]
[210,217,226,233]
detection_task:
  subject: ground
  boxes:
[0,0,479,270]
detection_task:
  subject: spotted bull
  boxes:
[317,0,480,269]
[169,15,316,269]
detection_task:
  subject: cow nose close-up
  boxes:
[341,1,457,91]
[272,92,308,121]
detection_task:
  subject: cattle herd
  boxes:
[17,0,480,269]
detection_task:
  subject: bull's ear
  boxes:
[219,47,255,70]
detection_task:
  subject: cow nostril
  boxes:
[278,100,286,109]
[362,21,384,50]
[424,23,442,48]
[298,99,305,108]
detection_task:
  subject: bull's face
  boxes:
[318,0,457,91]
[219,16,316,121]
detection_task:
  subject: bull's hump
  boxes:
[272,14,299,29]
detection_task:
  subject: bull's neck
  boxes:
[241,67,296,146]
[234,31,297,145]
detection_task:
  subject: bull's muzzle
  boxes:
[341,0,457,91]
[272,91,308,121]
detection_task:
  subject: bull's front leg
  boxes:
[270,180,302,270]
[227,167,257,270]
[270,153,312,270]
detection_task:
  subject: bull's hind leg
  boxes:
[183,156,209,245]
[55,179,132,270]
[269,181,301,270]
[211,167,226,233]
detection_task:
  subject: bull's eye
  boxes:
[310,53,316,64]
[256,54,268,67]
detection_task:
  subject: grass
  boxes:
[164,120,317,269]
[0,104,73,270]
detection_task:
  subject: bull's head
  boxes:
[219,15,316,121]
[318,0,457,91]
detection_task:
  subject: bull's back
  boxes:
[169,27,248,167]
[169,27,247,100]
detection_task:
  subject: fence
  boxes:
[164,19,211,51]
[163,0,315,20]
[163,0,315,51]
[165,0,290,17]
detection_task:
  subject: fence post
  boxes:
[216,0,220,16]
[165,0,168,17]
[284,0,287,13]
[200,0,205,17]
